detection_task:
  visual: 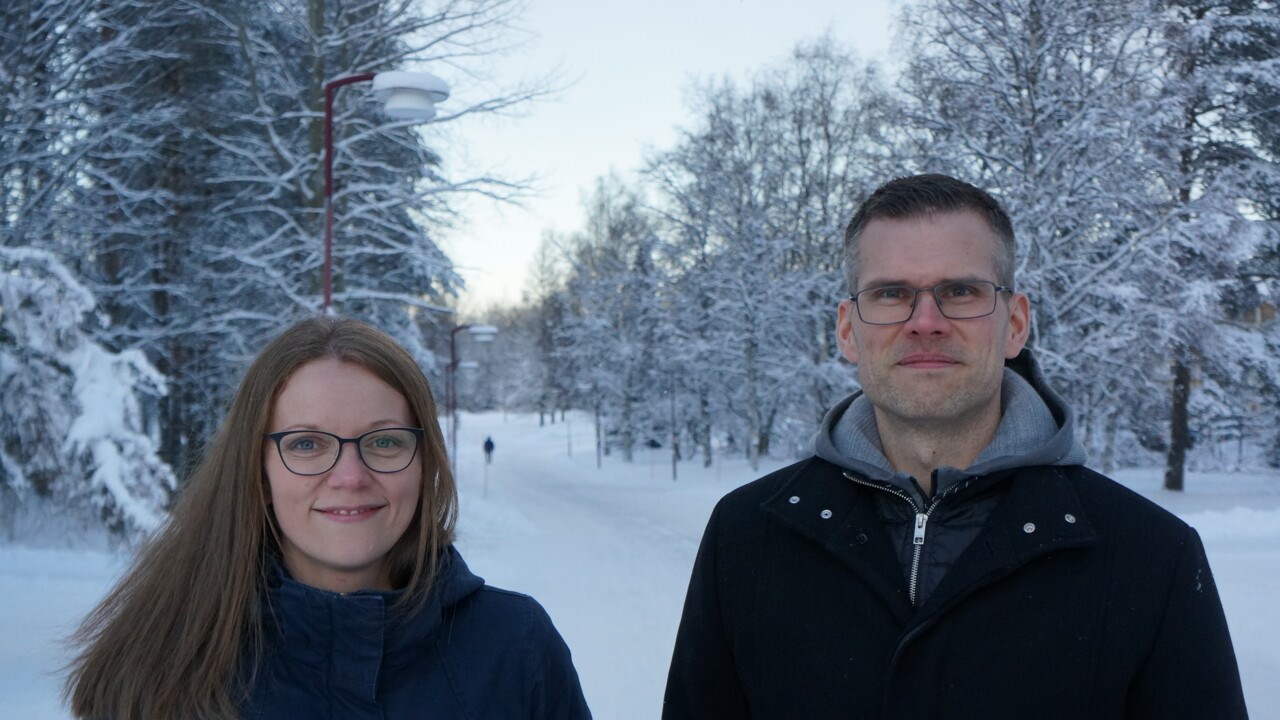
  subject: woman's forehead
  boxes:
[270,359,412,430]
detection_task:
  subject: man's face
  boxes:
[836,210,1030,430]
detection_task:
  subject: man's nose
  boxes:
[904,290,951,333]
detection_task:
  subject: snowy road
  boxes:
[2,410,1278,718]
[451,411,777,720]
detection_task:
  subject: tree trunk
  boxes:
[1164,356,1191,491]
[699,390,712,468]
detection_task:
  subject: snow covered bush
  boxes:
[1,247,174,541]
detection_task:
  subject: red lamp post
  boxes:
[321,71,449,311]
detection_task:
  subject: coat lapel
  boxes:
[911,466,1099,629]
[760,459,914,625]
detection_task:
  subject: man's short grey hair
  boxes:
[842,174,1016,294]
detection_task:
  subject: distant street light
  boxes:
[447,324,498,479]
[321,71,449,311]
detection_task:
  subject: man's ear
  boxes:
[1004,292,1031,359]
[837,300,860,364]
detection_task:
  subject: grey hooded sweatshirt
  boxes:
[810,349,1086,607]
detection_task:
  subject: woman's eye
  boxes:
[283,434,331,454]
[373,437,398,449]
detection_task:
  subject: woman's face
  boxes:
[264,358,422,592]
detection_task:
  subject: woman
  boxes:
[66,316,591,719]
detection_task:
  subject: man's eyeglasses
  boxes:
[265,427,424,476]
[850,280,1014,325]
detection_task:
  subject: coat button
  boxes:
[1064,514,1076,524]
[820,509,833,519]
[1023,522,1036,534]
[856,532,869,544]
[789,496,800,504]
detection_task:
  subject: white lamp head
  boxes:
[372,71,449,121]
[468,325,499,342]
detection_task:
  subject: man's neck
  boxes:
[874,400,1003,497]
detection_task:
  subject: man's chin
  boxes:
[868,389,982,427]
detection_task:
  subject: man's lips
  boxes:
[314,504,386,522]
[897,353,959,369]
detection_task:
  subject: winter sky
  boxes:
[437,0,899,312]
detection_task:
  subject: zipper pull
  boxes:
[913,513,928,545]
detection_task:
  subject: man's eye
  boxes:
[871,287,909,301]
[941,283,983,299]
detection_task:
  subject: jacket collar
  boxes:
[761,458,917,624]
[916,465,1098,622]
[262,546,482,701]
[761,459,1100,625]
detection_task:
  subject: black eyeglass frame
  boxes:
[264,427,425,476]
[849,280,1015,326]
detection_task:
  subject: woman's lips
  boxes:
[314,505,385,523]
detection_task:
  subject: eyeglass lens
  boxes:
[274,429,419,475]
[856,281,1000,324]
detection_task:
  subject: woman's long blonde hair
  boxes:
[65,316,458,719]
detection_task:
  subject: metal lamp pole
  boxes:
[447,324,469,479]
[446,324,498,479]
[322,73,374,312]
[320,71,449,312]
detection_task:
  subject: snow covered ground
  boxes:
[3,409,1278,718]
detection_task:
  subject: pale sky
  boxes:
[436,0,900,313]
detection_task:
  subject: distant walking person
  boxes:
[483,436,495,464]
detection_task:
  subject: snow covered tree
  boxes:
[1,247,174,540]
[1,0,549,478]
[1149,0,1280,487]
[645,42,887,467]
[530,42,887,469]
[891,0,1212,472]
[556,178,669,461]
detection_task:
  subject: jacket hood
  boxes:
[810,348,1086,503]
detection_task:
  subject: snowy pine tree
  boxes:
[1,247,174,540]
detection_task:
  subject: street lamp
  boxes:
[322,71,449,312]
[447,324,498,479]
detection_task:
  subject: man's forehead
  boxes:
[857,210,1002,277]
[860,208,995,236]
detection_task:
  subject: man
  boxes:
[663,174,1247,719]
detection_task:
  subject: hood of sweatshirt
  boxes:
[810,348,1086,507]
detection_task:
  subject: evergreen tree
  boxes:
[1154,0,1280,488]
[1,247,174,539]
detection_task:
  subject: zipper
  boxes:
[843,471,972,607]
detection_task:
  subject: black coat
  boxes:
[663,458,1247,720]
[244,548,592,719]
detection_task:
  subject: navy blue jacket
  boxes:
[244,548,591,719]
